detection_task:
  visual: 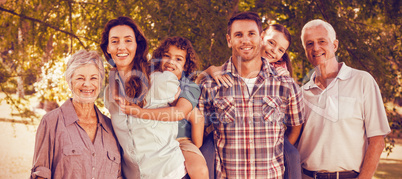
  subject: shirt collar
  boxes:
[303,62,352,90]
[60,98,110,133]
[180,71,190,82]
[336,62,352,80]
[95,106,110,133]
[60,99,79,126]
[223,56,275,79]
[110,67,148,104]
[112,68,125,89]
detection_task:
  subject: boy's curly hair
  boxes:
[152,36,199,80]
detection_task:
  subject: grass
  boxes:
[375,158,402,179]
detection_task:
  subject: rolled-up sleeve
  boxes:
[31,117,54,179]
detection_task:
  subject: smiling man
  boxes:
[297,19,391,179]
[198,12,304,178]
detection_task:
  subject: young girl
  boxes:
[201,24,293,86]
[118,36,209,179]
[201,24,301,179]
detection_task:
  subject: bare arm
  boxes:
[196,65,233,87]
[357,135,385,179]
[187,107,205,148]
[285,124,302,145]
[119,97,193,121]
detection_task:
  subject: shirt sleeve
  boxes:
[284,78,305,126]
[146,71,180,108]
[198,79,216,136]
[178,78,201,109]
[31,116,54,179]
[362,73,391,137]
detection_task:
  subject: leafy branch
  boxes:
[0,6,88,49]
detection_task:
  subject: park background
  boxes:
[0,0,401,178]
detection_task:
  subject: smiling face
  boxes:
[303,25,338,67]
[107,25,137,72]
[160,45,186,79]
[71,64,101,104]
[261,28,290,63]
[227,19,262,63]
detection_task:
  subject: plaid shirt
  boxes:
[199,57,304,179]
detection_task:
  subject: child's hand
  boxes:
[275,66,290,76]
[206,65,233,88]
[121,102,141,116]
[114,95,141,116]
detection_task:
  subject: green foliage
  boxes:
[0,0,401,148]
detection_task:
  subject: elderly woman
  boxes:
[31,50,122,179]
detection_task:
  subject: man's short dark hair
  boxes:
[227,11,262,36]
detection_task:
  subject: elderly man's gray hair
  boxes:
[301,19,337,49]
[65,49,105,90]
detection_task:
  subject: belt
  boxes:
[303,168,359,179]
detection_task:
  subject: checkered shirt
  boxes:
[199,57,304,179]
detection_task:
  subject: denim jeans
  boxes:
[199,133,215,179]
[283,137,302,179]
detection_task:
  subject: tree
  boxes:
[0,0,400,146]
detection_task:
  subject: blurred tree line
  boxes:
[0,0,401,144]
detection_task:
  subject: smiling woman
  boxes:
[100,17,195,179]
[68,63,101,104]
[106,25,138,75]
[31,50,122,179]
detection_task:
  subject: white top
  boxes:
[105,71,186,179]
[239,76,258,95]
[298,63,390,172]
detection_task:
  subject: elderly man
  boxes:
[297,19,391,179]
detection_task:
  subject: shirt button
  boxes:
[93,167,95,170]
[249,140,253,143]
[92,153,96,157]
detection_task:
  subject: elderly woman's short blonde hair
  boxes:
[65,50,105,90]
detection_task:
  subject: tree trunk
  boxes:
[17,28,24,98]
